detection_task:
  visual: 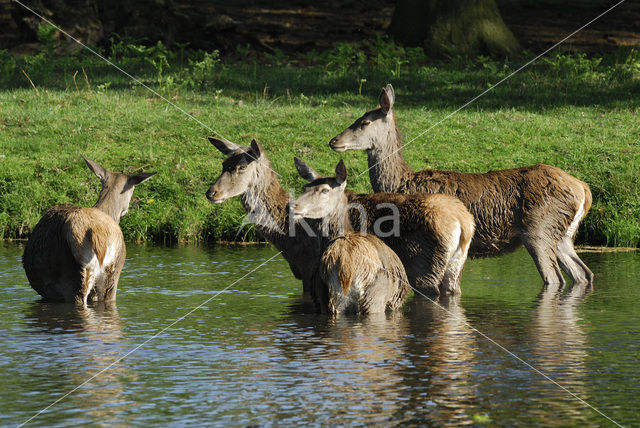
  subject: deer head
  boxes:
[86,158,156,222]
[206,137,267,203]
[290,158,348,220]
[329,84,395,152]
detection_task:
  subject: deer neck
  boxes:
[240,163,289,236]
[94,189,123,223]
[319,194,353,241]
[366,121,413,193]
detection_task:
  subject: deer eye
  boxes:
[360,120,371,127]
[321,188,329,194]
[237,164,248,172]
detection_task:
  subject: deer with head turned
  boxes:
[329,84,593,287]
[206,137,326,305]
[289,159,410,315]
[294,157,474,296]
[22,158,156,305]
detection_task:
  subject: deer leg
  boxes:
[523,238,565,286]
[76,267,94,306]
[400,248,444,297]
[441,231,472,295]
[101,264,121,302]
[557,237,593,285]
[414,252,449,297]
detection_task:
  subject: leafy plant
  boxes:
[326,43,366,77]
[0,50,15,83]
[36,21,57,57]
[264,47,288,66]
[187,50,221,89]
[541,53,602,82]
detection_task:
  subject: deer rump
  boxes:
[23,204,125,303]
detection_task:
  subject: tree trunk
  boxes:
[388,0,521,58]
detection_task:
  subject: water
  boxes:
[1,243,639,427]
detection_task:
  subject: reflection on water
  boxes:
[22,302,133,425]
[0,244,639,426]
[529,282,592,425]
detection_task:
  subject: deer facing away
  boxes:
[22,158,156,305]
[289,159,410,315]
[329,84,593,287]
[294,157,474,296]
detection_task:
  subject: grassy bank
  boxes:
[1,39,639,246]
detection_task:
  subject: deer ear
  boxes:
[249,139,264,160]
[127,172,157,187]
[84,157,109,182]
[294,157,321,182]
[209,137,240,155]
[379,84,395,114]
[335,159,347,185]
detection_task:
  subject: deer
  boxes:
[294,157,475,296]
[207,137,473,297]
[289,159,410,315]
[206,138,326,304]
[22,158,156,306]
[329,83,594,287]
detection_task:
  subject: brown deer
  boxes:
[329,84,593,287]
[294,157,474,296]
[22,158,156,305]
[206,137,325,306]
[207,137,472,297]
[289,159,410,315]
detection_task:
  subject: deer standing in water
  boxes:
[207,137,472,297]
[22,158,156,305]
[206,138,325,304]
[289,159,410,315]
[329,84,593,287]
[294,157,474,296]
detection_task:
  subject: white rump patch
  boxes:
[566,198,585,240]
[448,223,465,272]
[102,243,118,269]
[80,242,118,273]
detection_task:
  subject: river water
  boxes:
[1,243,639,426]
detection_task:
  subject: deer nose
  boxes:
[287,201,297,212]
[206,189,216,201]
[329,137,346,152]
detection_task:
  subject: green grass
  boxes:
[1,43,639,246]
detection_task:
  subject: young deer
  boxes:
[294,157,474,296]
[22,158,156,305]
[329,84,593,287]
[289,159,410,315]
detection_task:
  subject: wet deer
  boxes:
[289,159,410,315]
[206,137,325,304]
[294,157,474,295]
[329,84,593,287]
[207,136,472,297]
[22,158,156,305]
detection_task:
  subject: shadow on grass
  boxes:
[3,57,639,112]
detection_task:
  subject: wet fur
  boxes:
[291,160,411,315]
[347,191,474,295]
[331,85,593,286]
[22,159,154,305]
[321,234,409,314]
[23,205,125,304]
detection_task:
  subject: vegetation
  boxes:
[1,31,639,246]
